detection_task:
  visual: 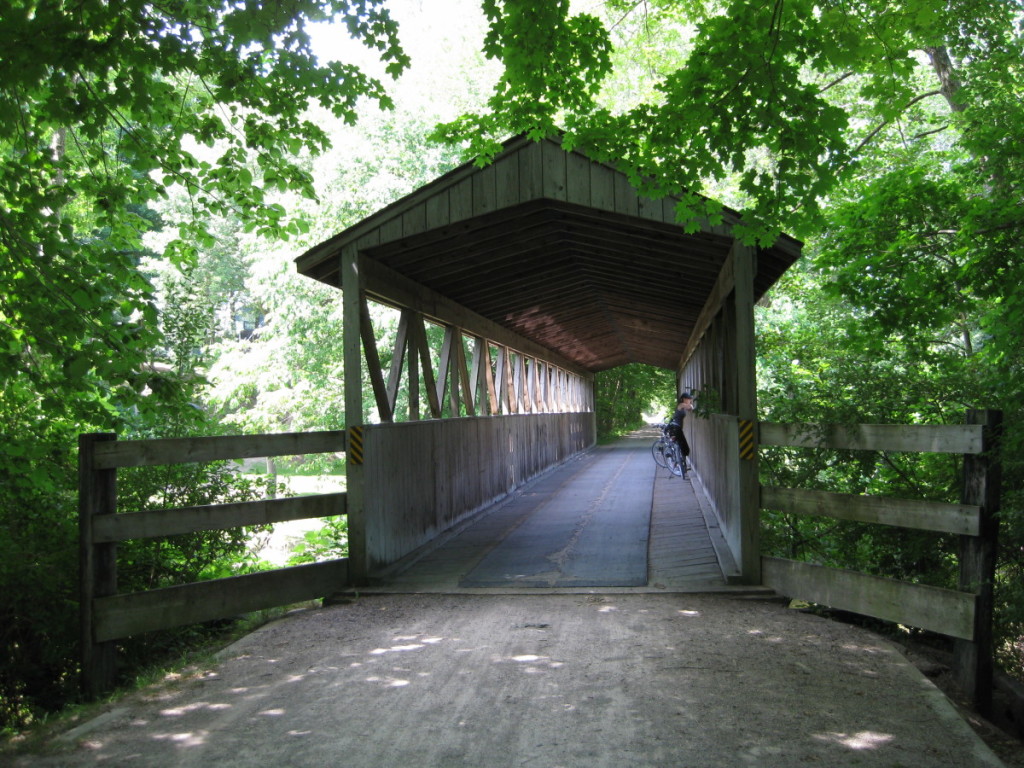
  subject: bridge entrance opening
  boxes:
[295,134,801,586]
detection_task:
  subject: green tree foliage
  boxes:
[1,0,406,435]
[0,0,410,732]
[202,111,463,435]
[287,516,350,565]
[757,263,966,585]
[439,0,1020,241]
[594,363,675,439]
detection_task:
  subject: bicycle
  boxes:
[651,424,687,478]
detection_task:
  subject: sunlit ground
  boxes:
[41,592,999,768]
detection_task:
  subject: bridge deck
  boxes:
[365,431,742,593]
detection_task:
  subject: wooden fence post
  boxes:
[79,432,119,698]
[953,409,1002,716]
[343,247,367,583]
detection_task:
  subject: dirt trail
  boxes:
[13,592,1006,768]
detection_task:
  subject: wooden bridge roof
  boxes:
[296,135,801,373]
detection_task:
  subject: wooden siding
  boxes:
[687,414,741,561]
[346,141,723,255]
[362,412,595,570]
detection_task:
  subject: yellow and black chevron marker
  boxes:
[347,425,364,465]
[738,419,756,460]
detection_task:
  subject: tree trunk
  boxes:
[925,46,965,113]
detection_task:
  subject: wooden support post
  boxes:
[523,357,531,413]
[407,320,420,420]
[495,346,509,414]
[731,241,761,583]
[482,342,499,416]
[79,432,118,698]
[512,353,524,413]
[954,408,1002,716]
[455,331,475,416]
[341,245,367,582]
[409,312,441,419]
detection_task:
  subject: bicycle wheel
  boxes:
[652,439,669,468]
[666,442,683,476]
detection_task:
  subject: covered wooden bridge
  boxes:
[80,135,1000,713]
[294,133,801,585]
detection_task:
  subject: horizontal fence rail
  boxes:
[91,430,347,469]
[91,494,348,543]
[758,410,1001,715]
[79,430,349,698]
[761,556,976,641]
[759,421,983,454]
[93,560,349,643]
[760,487,981,537]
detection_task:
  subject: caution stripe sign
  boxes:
[739,419,756,460]
[347,425,364,465]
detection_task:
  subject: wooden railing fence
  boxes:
[79,430,349,698]
[758,409,1002,715]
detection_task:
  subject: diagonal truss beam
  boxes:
[355,256,592,423]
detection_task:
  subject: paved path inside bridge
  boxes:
[375,429,736,592]
[460,437,653,587]
[15,434,1006,767]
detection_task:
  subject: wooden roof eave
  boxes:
[295,135,803,374]
[294,134,772,281]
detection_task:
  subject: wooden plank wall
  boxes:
[680,307,732,412]
[345,140,734,257]
[362,412,595,570]
[679,296,743,572]
[687,414,741,560]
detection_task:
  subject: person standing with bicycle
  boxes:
[666,392,694,466]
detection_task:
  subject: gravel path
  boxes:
[14,592,1005,768]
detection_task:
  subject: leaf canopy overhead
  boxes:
[437,0,1022,244]
[0,0,407,426]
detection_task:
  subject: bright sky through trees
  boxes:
[308,0,496,123]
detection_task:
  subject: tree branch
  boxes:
[850,90,944,156]
[819,71,856,94]
[913,124,950,140]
